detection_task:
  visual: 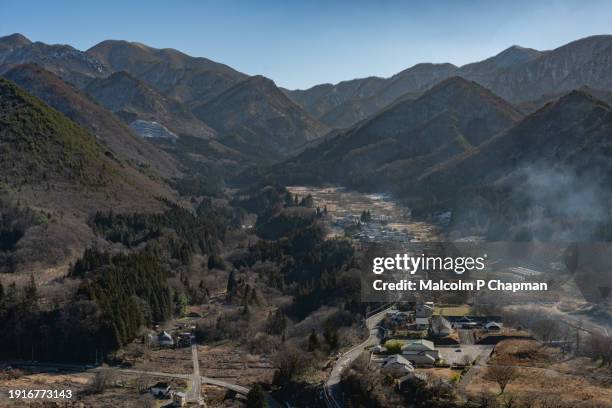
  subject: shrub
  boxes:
[246,384,268,408]
[384,340,403,354]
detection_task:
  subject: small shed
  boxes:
[485,321,503,331]
[158,331,174,347]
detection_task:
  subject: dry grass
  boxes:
[0,370,189,407]
[467,339,612,407]
[132,346,193,375]
[434,305,472,317]
[417,367,459,382]
[468,365,612,407]
[197,343,274,386]
[490,339,560,367]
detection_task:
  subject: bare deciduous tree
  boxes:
[532,318,560,345]
[272,342,307,386]
[586,333,612,366]
[90,370,116,394]
[136,374,150,394]
[485,365,518,395]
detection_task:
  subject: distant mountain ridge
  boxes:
[3,32,612,187]
[417,89,612,194]
[0,76,176,272]
[193,75,329,160]
[285,35,612,128]
[84,70,217,140]
[0,76,174,205]
[85,39,246,106]
[0,34,329,161]
[270,77,523,191]
[3,64,180,178]
[0,34,109,87]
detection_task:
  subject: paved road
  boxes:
[509,303,610,337]
[200,376,249,394]
[324,305,394,408]
[458,329,476,345]
[102,367,190,379]
[551,304,610,337]
[189,344,203,403]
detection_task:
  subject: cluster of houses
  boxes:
[147,328,195,349]
[333,213,414,244]
[381,302,503,338]
[373,302,504,376]
[375,339,441,369]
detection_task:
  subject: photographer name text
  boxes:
[372,279,548,292]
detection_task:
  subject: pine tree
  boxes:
[267,309,287,336]
[246,384,268,408]
[308,329,319,351]
[284,192,294,207]
[24,273,38,303]
[324,323,338,349]
[227,270,237,297]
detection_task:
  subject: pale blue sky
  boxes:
[2,0,612,89]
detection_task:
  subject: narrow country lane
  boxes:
[324,305,394,408]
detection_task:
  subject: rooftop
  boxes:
[402,339,435,350]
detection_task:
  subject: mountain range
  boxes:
[272,77,523,191]
[285,35,612,128]
[84,70,217,140]
[0,75,176,271]
[418,90,612,194]
[3,33,612,160]
[2,32,612,245]
[3,63,180,178]
[0,34,329,162]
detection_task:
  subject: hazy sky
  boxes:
[3,0,612,89]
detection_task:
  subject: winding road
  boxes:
[324,304,394,408]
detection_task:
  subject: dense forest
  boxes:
[0,184,365,364]
[0,198,232,362]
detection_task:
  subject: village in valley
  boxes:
[294,187,612,408]
[2,185,611,408]
[3,7,612,407]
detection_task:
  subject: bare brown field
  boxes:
[197,343,274,386]
[467,339,612,407]
[131,346,193,376]
[490,339,561,367]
